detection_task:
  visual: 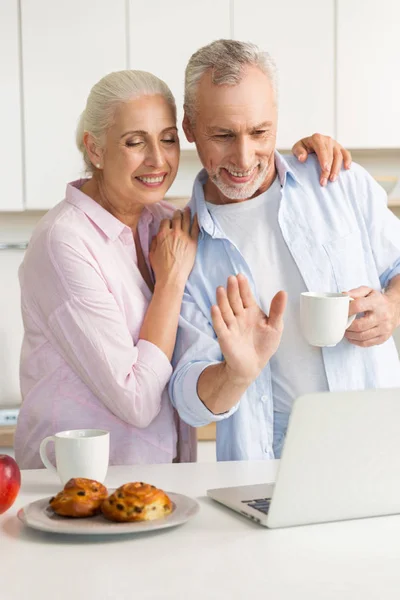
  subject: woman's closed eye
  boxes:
[125,137,177,148]
[126,140,143,147]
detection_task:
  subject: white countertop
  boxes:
[1,460,400,599]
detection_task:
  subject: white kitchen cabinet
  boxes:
[128,0,231,150]
[1,0,23,211]
[233,0,335,149]
[21,0,126,210]
[337,0,400,148]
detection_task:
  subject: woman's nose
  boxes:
[144,142,165,168]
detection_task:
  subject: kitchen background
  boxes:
[1,0,400,460]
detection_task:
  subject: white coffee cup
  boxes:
[39,429,110,485]
[300,292,356,347]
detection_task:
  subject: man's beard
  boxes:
[210,162,270,200]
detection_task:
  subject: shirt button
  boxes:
[264,447,269,454]
[261,395,268,402]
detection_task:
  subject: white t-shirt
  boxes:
[206,176,329,413]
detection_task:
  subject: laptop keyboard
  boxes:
[242,498,271,515]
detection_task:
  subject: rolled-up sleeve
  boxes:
[34,237,172,429]
[169,289,239,427]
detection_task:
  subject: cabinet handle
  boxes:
[0,242,28,250]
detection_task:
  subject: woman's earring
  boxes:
[96,163,101,169]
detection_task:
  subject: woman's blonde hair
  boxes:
[76,70,177,173]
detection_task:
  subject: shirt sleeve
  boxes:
[169,287,239,427]
[353,164,400,288]
[36,237,172,429]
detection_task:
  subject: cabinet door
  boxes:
[128,0,231,151]
[337,0,400,148]
[234,0,335,149]
[1,0,23,211]
[21,0,126,210]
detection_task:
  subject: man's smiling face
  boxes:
[184,65,278,204]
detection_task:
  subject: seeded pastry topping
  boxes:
[101,482,173,522]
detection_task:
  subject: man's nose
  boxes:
[230,137,254,172]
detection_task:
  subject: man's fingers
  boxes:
[211,304,228,338]
[346,313,376,333]
[349,291,379,315]
[216,286,235,327]
[345,325,380,342]
[350,337,385,348]
[236,273,255,308]
[268,291,287,330]
[345,328,384,347]
[346,287,374,316]
[348,300,361,317]
[349,298,370,315]
[227,276,244,316]
[346,286,373,299]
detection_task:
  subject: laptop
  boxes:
[207,388,400,528]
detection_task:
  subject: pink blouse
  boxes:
[15,180,196,468]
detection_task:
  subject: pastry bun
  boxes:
[49,478,108,518]
[101,481,173,522]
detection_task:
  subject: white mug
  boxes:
[300,292,356,347]
[39,429,110,485]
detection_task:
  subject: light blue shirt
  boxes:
[169,152,400,461]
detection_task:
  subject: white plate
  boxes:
[17,491,199,535]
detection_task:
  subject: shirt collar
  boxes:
[274,150,299,186]
[189,150,299,238]
[65,179,153,241]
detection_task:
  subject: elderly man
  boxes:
[169,39,400,461]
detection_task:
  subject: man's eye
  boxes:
[214,134,233,139]
[253,130,267,136]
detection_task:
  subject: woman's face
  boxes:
[100,94,180,209]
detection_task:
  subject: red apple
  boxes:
[0,454,21,514]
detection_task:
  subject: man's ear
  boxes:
[83,131,104,168]
[182,111,195,143]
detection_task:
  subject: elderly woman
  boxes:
[15,69,350,468]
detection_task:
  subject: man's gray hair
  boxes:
[184,39,278,123]
[76,70,176,173]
